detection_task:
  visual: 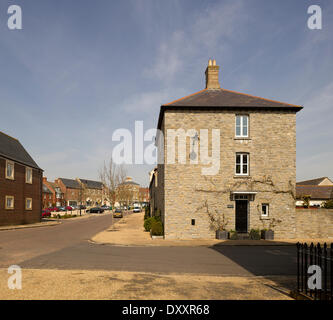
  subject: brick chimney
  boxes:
[205,59,220,89]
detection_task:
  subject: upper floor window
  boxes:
[235,115,249,138]
[5,160,14,180]
[235,153,249,176]
[26,167,32,184]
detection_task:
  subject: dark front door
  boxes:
[235,200,248,233]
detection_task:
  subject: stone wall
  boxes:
[296,209,333,238]
[162,109,297,239]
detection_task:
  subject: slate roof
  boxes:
[79,179,103,189]
[158,88,303,129]
[296,177,333,186]
[58,178,81,189]
[42,184,53,194]
[296,185,333,200]
[0,131,41,170]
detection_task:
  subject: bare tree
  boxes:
[99,157,127,208]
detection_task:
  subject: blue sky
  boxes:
[0,0,332,186]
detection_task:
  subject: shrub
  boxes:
[229,230,238,240]
[249,229,260,240]
[144,217,154,232]
[323,200,333,209]
[151,220,163,236]
[144,206,150,220]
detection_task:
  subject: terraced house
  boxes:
[0,131,43,226]
[151,59,303,239]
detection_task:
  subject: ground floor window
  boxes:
[5,196,14,209]
[261,204,269,217]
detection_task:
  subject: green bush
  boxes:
[229,230,238,240]
[144,217,154,232]
[151,220,163,236]
[144,206,150,220]
[249,229,260,240]
[323,200,333,209]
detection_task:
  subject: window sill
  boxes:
[260,216,270,220]
[233,175,251,179]
[234,137,251,140]
[5,177,15,181]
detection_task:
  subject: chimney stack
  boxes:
[205,59,220,89]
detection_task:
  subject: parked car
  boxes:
[47,207,59,212]
[65,206,73,211]
[42,210,51,218]
[133,207,141,213]
[101,205,110,210]
[113,208,123,218]
[87,207,104,214]
[79,205,86,210]
[58,206,66,212]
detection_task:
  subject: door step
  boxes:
[237,233,250,240]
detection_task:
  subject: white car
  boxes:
[133,207,141,213]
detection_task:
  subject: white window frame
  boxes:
[5,160,14,180]
[26,198,32,210]
[5,196,14,210]
[26,167,33,184]
[235,115,249,138]
[261,203,269,217]
[235,153,249,176]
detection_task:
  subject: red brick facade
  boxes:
[0,157,42,226]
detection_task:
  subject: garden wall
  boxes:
[296,209,333,239]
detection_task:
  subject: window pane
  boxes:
[243,125,248,136]
[236,155,241,164]
[236,165,241,174]
[236,116,241,126]
[242,116,248,126]
[236,126,241,136]
[242,154,248,164]
[7,163,12,177]
[243,164,248,174]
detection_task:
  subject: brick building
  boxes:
[150,59,303,239]
[56,178,81,207]
[42,183,53,209]
[0,131,43,226]
[43,177,65,207]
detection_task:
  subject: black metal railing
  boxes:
[297,242,332,300]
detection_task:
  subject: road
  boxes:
[0,214,297,277]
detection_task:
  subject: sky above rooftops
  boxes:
[0,0,332,186]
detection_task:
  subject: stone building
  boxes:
[0,131,43,226]
[150,59,303,239]
[116,177,140,207]
[77,178,103,206]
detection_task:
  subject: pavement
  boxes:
[92,212,332,246]
[0,211,303,300]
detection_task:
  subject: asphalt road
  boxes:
[0,214,298,277]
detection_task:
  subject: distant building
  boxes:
[116,177,140,207]
[56,178,81,207]
[42,183,53,209]
[296,177,333,207]
[43,177,65,207]
[0,131,43,226]
[77,178,103,206]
